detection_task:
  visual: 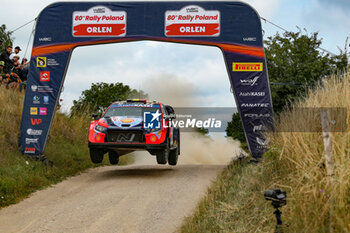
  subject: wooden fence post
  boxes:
[320,110,334,176]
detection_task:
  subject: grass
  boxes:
[181,70,350,232]
[0,88,133,208]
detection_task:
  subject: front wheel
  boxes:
[168,147,178,166]
[90,148,104,164]
[156,149,169,165]
[108,151,119,165]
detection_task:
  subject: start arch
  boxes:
[20,1,273,159]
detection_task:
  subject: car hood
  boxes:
[104,116,143,128]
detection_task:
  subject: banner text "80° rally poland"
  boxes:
[165,5,220,37]
[73,6,126,37]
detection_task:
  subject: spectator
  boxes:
[21,58,29,88]
[0,61,10,84]
[0,45,13,74]
[9,46,21,60]
[11,55,22,78]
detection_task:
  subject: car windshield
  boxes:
[104,106,161,118]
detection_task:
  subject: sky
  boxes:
[1,0,349,112]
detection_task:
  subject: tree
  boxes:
[265,31,348,113]
[226,31,348,142]
[225,112,246,142]
[71,82,148,115]
[0,24,13,51]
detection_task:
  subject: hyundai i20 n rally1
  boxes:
[88,99,180,165]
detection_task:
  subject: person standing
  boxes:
[0,45,13,74]
[9,46,22,60]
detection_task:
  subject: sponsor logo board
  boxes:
[256,137,269,147]
[30,107,38,115]
[25,138,39,144]
[244,113,271,118]
[240,76,260,86]
[239,92,265,97]
[165,5,220,37]
[31,118,43,125]
[33,96,40,104]
[241,103,270,107]
[31,85,54,93]
[24,147,36,154]
[40,71,50,82]
[39,37,52,42]
[43,96,49,104]
[73,6,126,37]
[253,124,263,132]
[232,62,263,72]
[39,107,47,115]
[27,128,43,136]
[36,57,46,67]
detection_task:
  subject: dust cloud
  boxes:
[178,133,245,164]
[142,74,196,107]
[131,74,246,165]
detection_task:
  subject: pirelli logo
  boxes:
[232,62,263,72]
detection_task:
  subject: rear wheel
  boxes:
[168,147,178,166]
[108,151,119,165]
[90,148,104,164]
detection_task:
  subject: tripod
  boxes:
[272,202,284,233]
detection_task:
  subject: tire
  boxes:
[90,148,104,164]
[168,147,178,166]
[156,149,168,165]
[108,151,119,165]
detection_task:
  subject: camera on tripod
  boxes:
[264,188,287,233]
[264,188,287,208]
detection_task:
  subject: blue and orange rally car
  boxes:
[88,99,180,165]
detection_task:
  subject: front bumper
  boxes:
[88,142,167,150]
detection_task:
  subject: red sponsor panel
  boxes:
[166,23,219,36]
[31,118,43,125]
[40,71,50,82]
[25,147,36,154]
[73,24,126,36]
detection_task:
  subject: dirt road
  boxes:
[0,164,224,233]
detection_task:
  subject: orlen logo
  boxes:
[31,118,42,125]
[232,63,263,72]
[24,147,36,154]
[40,71,50,82]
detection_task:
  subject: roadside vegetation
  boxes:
[0,88,132,208]
[181,70,350,232]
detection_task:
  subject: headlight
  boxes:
[95,124,107,132]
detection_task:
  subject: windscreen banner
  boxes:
[19,2,274,159]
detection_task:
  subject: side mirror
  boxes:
[165,105,176,119]
[92,113,99,120]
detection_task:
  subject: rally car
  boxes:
[88,99,180,166]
